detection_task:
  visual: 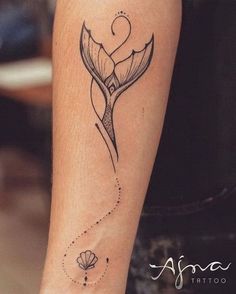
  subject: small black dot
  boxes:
[83,283,87,287]
[84,231,87,234]
[64,254,67,257]
[72,241,75,244]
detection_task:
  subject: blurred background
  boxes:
[0,1,54,293]
[0,1,235,294]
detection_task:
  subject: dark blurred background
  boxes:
[0,1,53,293]
[131,1,236,293]
[0,1,235,293]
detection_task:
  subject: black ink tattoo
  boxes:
[62,177,121,286]
[77,250,98,271]
[62,12,154,287]
[76,250,99,286]
[80,14,154,164]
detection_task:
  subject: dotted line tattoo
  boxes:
[62,177,121,286]
[62,11,154,287]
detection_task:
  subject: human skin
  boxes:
[40,0,182,293]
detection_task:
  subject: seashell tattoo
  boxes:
[77,250,98,271]
[62,12,154,288]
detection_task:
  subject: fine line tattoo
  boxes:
[81,13,154,164]
[62,177,121,287]
[62,12,154,287]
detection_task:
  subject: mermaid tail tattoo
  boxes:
[62,12,154,287]
[80,16,154,163]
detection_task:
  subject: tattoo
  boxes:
[81,13,154,164]
[76,250,108,286]
[62,177,121,286]
[62,12,154,287]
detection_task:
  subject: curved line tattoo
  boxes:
[62,13,154,287]
[110,15,132,57]
[90,79,118,163]
[90,15,131,163]
[90,79,100,122]
[62,177,121,286]
[95,123,117,172]
[81,15,154,162]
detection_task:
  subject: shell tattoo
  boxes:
[62,12,154,288]
[77,250,98,271]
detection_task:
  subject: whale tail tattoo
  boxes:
[80,18,154,164]
[62,13,154,287]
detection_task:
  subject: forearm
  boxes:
[41,0,181,293]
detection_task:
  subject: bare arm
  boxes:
[40,0,182,293]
